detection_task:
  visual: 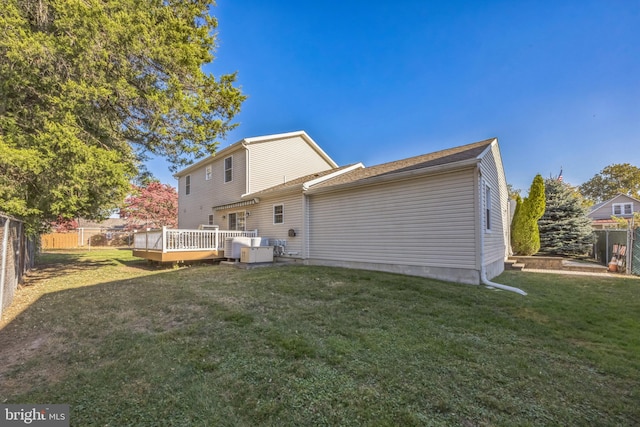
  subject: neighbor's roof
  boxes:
[307,137,497,192]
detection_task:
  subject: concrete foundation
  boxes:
[305,258,481,285]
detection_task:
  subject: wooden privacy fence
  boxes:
[41,229,134,249]
[41,232,79,249]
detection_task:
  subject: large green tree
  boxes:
[0,0,244,231]
[579,163,640,203]
[511,174,546,256]
[538,178,593,256]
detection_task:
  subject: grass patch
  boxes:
[1,250,639,426]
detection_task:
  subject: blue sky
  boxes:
[149,0,640,194]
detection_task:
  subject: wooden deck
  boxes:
[132,249,223,262]
[131,227,258,262]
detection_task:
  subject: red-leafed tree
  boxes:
[51,216,79,232]
[120,182,178,230]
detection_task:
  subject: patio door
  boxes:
[228,211,246,231]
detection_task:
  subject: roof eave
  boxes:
[306,157,481,195]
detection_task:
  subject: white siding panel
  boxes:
[177,149,247,228]
[479,143,509,265]
[309,169,478,269]
[246,193,305,258]
[247,136,334,194]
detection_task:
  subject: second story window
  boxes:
[185,175,191,195]
[224,156,233,183]
[613,203,633,216]
[205,165,212,181]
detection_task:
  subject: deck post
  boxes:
[162,226,167,253]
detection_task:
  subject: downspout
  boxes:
[478,173,527,296]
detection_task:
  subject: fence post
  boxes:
[0,217,10,319]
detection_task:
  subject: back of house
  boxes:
[172,132,510,285]
[174,131,338,229]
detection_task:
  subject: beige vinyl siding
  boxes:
[479,143,509,264]
[589,203,613,220]
[245,193,305,258]
[589,195,637,220]
[308,169,477,268]
[177,150,247,228]
[247,136,335,194]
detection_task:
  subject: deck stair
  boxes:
[507,256,609,274]
[505,258,525,271]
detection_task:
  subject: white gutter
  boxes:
[478,173,527,296]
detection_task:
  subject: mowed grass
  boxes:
[1,249,639,426]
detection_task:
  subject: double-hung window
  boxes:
[185,175,191,195]
[274,204,284,224]
[224,157,233,183]
[484,183,492,231]
[613,203,633,216]
[205,165,212,181]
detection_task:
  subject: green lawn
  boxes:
[1,249,638,426]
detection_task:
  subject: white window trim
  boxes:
[273,204,284,224]
[228,210,245,231]
[224,156,233,183]
[185,175,191,195]
[205,165,212,181]
[612,203,633,216]
[484,182,492,232]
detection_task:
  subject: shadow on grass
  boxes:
[1,261,639,426]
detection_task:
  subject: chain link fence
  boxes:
[1,213,37,318]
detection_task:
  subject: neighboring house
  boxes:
[588,193,640,229]
[173,131,510,285]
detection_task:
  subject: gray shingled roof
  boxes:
[245,164,361,198]
[310,137,495,190]
[244,138,495,198]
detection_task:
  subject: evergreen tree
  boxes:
[539,178,594,256]
[511,174,546,255]
[0,0,245,231]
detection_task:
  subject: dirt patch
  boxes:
[0,330,68,398]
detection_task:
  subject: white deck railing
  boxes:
[133,227,258,253]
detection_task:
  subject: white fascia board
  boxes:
[302,163,365,191]
[476,138,499,160]
[173,140,246,178]
[244,130,339,168]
